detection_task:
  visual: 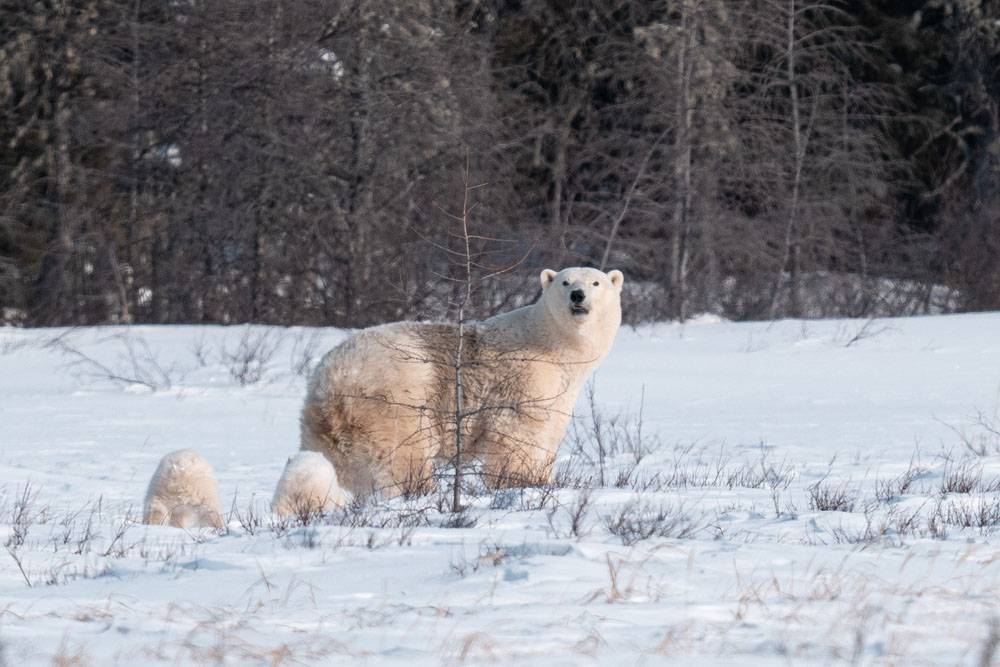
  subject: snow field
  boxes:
[1,315,999,665]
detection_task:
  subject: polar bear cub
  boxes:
[142,449,224,529]
[300,266,624,499]
[272,451,345,516]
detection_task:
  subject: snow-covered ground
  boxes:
[2,314,1000,665]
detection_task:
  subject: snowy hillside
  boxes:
[2,315,1000,665]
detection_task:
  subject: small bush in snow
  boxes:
[603,496,703,546]
[808,479,858,512]
[223,327,282,386]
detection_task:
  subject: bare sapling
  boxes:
[433,152,487,513]
[426,150,537,512]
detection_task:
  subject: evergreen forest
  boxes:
[1,0,998,326]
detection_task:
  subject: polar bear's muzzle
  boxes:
[569,288,589,316]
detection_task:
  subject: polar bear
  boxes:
[142,449,224,529]
[300,267,624,500]
[272,451,344,516]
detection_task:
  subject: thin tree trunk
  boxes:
[32,97,75,325]
[550,102,580,242]
[250,219,263,321]
[769,0,803,319]
[343,36,374,326]
[119,0,141,323]
[671,0,695,322]
[451,152,479,513]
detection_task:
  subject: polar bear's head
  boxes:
[539,267,624,333]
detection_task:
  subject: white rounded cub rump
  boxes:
[272,451,344,516]
[143,449,224,529]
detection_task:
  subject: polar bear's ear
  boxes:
[608,270,624,290]
[540,269,558,288]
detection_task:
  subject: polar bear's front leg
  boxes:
[481,433,558,489]
[478,394,575,489]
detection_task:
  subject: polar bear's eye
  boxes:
[593,281,599,286]
[562,280,569,286]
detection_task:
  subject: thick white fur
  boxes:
[142,449,224,529]
[300,267,624,498]
[272,451,345,515]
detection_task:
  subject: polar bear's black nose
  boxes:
[570,289,585,304]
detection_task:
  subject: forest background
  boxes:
[1,0,998,327]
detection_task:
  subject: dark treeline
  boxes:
[1,0,998,327]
